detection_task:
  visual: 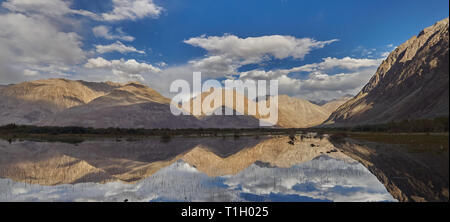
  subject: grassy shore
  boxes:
[0,123,448,147]
[0,124,307,143]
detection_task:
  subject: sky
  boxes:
[0,0,448,101]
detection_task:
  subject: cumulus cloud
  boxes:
[93,25,135,42]
[84,57,160,82]
[188,55,237,78]
[0,0,164,84]
[0,12,85,83]
[238,57,383,101]
[22,69,39,76]
[0,13,85,65]
[95,41,145,54]
[185,34,338,65]
[156,62,167,67]
[295,57,383,72]
[1,0,99,19]
[281,68,378,101]
[182,34,338,79]
[240,57,382,79]
[101,0,163,21]
[2,0,165,22]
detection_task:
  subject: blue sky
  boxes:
[0,0,448,101]
[76,0,449,66]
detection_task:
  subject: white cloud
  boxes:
[95,41,145,54]
[156,62,167,67]
[299,69,376,92]
[381,51,391,58]
[2,0,164,22]
[102,0,163,21]
[188,55,237,77]
[296,57,383,72]
[84,57,112,69]
[0,13,85,65]
[185,34,338,65]
[0,0,165,84]
[93,25,135,42]
[277,68,377,101]
[84,57,161,82]
[22,69,39,76]
[1,0,99,19]
[240,57,382,79]
[182,34,338,79]
[238,57,383,101]
[0,12,85,83]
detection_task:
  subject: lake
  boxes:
[0,133,447,202]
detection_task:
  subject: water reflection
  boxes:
[331,138,449,202]
[0,135,396,202]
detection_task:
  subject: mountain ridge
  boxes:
[323,18,449,126]
[0,78,335,128]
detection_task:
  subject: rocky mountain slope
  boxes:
[0,79,122,125]
[324,18,449,126]
[321,96,353,113]
[275,95,332,128]
[182,89,263,128]
[38,82,202,129]
[1,78,117,110]
[185,90,332,128]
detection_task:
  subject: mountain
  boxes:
[87,82,171,107]
[275,95,331,128]
[0,78,121,125]
[197,107,263,128]
[39,101,205,129]
[184,89,332,128]
[0,78,118,110]
[38,82,202,129]
[324,18,449,126]
[321,96,353,113]
[181,89,267,128]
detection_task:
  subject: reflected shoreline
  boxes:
[0,133,447,202]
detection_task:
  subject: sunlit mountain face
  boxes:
[0,135,396,202]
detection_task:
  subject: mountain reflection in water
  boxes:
[0,134,396,202]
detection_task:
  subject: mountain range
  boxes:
[0,78,341,128]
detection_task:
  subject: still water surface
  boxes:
[0,134,398,202]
